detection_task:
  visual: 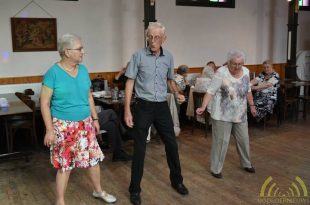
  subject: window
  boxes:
[176,0,235,8]
[299,0,310,10]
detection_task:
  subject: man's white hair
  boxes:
[146,22,166,36]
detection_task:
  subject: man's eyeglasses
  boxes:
[67,47,84,52]
[147,35,162,41]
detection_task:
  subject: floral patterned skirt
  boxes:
[50,116,104,172]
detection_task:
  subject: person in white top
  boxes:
[196,49,257,179]
[202,61,218,79]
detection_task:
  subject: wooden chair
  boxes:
[15,92,31,101]
[262,88,283,129]
[24,88,34,96]
[280,83,298,121]
[192,91,210,137]
[297,82,310,119]
[8,99,38,152]
[9,92,31,122]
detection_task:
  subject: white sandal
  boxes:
[92,191,117,203]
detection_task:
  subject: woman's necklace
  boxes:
[60,61,76,73]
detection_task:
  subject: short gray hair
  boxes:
[146,22,166,36]
[177,64,189,75]
[227,49,246,63]
[58,33,81,57]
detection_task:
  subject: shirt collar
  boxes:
[146,46,164,56]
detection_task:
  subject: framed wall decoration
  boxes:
[11,18,57,52]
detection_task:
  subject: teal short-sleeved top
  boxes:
[42,63,91,121]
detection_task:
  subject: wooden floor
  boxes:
[0,117,309,205]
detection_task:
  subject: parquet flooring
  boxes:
[0,118,309,205]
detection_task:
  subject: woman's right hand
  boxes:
[196,107,206,115]
[44,130,55,147]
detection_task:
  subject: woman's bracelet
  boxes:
[92,118,99,121]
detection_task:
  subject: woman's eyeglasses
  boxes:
[67,47,84,52]
[230,63,243,68]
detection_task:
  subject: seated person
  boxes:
[174,64,189,95]
[194,61,219,120]
[91,78,106,91]
[195,61,218,93]
[113,62,129,90]
[97,108,132,162]
[201,61,218,79]
[250,60,280,121]
[174,65,190,124]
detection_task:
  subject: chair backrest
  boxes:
[24,88,34,95]
[22,99,35,111]
[281,83,298,99]
[193,92,205,110]
[21,99,36,125]
[249,72,256,80]
[192,91,209,136]
[275,87,284,124]
[193,91,208,121]
[15,92,31,101]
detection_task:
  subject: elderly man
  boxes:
[197,49,257,179]
[124,22,188,205]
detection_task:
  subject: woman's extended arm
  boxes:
[88,90,100,134]
[196,92,213,115]
[247,91,257,117]
[40,85,55,147]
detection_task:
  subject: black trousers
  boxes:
[129,98,183,193]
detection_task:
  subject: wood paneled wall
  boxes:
[0,63,286,85]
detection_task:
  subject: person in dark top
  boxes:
[113,62,129,90]
[97,108,132,162]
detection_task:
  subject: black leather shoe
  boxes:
[130,193,141,205]
[244,166,255,173]
[112,150,132,162]
[171,183,189,195]
[211,172,223,179]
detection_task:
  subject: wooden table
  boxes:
[0,93,32,157]
[94,94,181,136]
[291,81,310,119]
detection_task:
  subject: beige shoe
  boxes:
[92,191,117,203]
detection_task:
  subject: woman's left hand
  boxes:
[250,106,257,117]
[93,120,100,134]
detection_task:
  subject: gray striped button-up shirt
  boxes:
[125,47,174,102]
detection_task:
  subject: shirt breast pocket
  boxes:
[158,64,170,79]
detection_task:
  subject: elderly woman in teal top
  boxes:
[196,49,257,179]
[40,33,116,205]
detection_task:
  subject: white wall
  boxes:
[0,0,144,78]
[298,10,310,50]
[0,0,309,79]
[156,0,291,66]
